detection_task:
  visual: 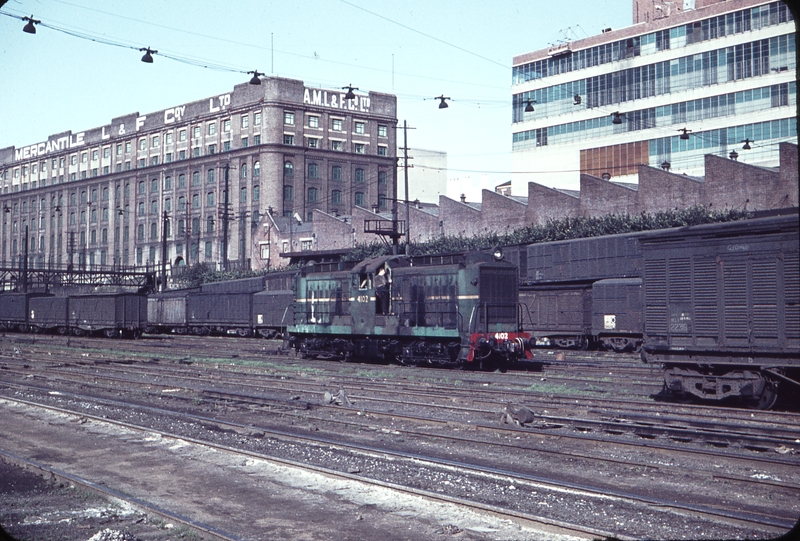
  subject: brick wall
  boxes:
[702,154,781,211]
[439,195,482,238]
[579,174,638,217]
[479,189,528,235]
[636,165,704,212]
[526,183,580,224]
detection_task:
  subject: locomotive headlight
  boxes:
[492,248,504,261]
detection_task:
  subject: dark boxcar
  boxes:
[0,293,49,331]
[69,293,147,337]
[520,285,592,348]
[263,270,298,291]
[252,290,295,338]
[591,278,643,351]
[641,214,800,408]
[29,295,69,333]
[187,292,253,336]
[526,231,644,284]
[147,288,196,333]
[200,276,266,295]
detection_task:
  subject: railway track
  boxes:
[1,341,798,538]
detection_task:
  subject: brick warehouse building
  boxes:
[0,77,397,272]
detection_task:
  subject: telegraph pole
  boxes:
[403,120,410,252]
[222,164,230,270]
[160,210,168,291]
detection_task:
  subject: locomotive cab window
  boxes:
[358,272,372,290]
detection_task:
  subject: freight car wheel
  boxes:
[103,329,118,338]
[743,382,778,410]
[72,328,86,337]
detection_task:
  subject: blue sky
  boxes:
[0,0,631,193]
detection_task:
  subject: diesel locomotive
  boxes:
[286,251,532,368]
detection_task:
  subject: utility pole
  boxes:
[22,225,28,292]
[222,164,230,271]
[403,120,410,252]
[160,210,168,291]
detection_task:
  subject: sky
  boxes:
[0,0,631,197]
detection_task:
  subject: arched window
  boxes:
[331,190,342,205]
[253,161,260,178]
[307,163,318,178]
[354,168,365,183]
[307,187,318,203]
[206,215,215,233]
[207,169,215,183]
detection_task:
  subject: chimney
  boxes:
[460,194,466,203]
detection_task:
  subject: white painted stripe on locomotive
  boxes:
[296,294,480,303]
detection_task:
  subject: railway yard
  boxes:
[0,333,798,541]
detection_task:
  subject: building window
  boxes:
[307,187,318,203]
[178,150,186,160]
[354,168,365,183]
[116,143,123,155]
[193,126,201,139]
[241,137,248,148]
[192,171,201,186]
[253,185,260,201]
[138,139,146,151]
[192,147,200,157]
[332,119,343,131]
[150,222,157,239]
[178,196,186,211]
[139,181,146,195]
[254,112,261,125]
[331,140,343,151]
[241,115,249,129]
[378,170,387,185]
[284,161,294,177]
[283,185,293,201]
[354,122,365,134]
[308,163,318,178]
[207,192,215,206]
[138,202,145,216]
[253,161,260,177]
[354,192,365,207]
[240,164,247,179]
[137,223,145,240]
[307,138,319,149]
[178,174,186,188]
[165,198,171,212]
[284,134,295,145]
[192,194,200,209]
[205,241,212,259]
[354,143,366,154]
[308,116,319,128]
[207,144,216,155]
[207,169,215,183]
[166,132,173,144]
[284,111,295,125]
[253,134,260,145]
[164,176,172,191]
[240,187,247,203]
[377,146,388,156]
[379,194,387,210]
[151,179,158,192]
[331,189,342,205]
[152,136,160,148]
[223,141,230,152]
[331,165,342,181]
[151,200,158,215]
[137,159,145,168]
[207,216,214,233]
[179,129,186,142]
[223,119,231,132]
[378,125,388,137]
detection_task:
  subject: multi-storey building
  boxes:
[0,77,397,271]
[511,0,796,192]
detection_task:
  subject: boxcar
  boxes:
[520,285,592,349]
[146,288,197,334]
[252,290,294,338]
[68,293,148,337]
[0,293,45,332]
[29,295,69,334]
[591,278,643,352]
[640,213,800,408]
[187,292,253,336]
